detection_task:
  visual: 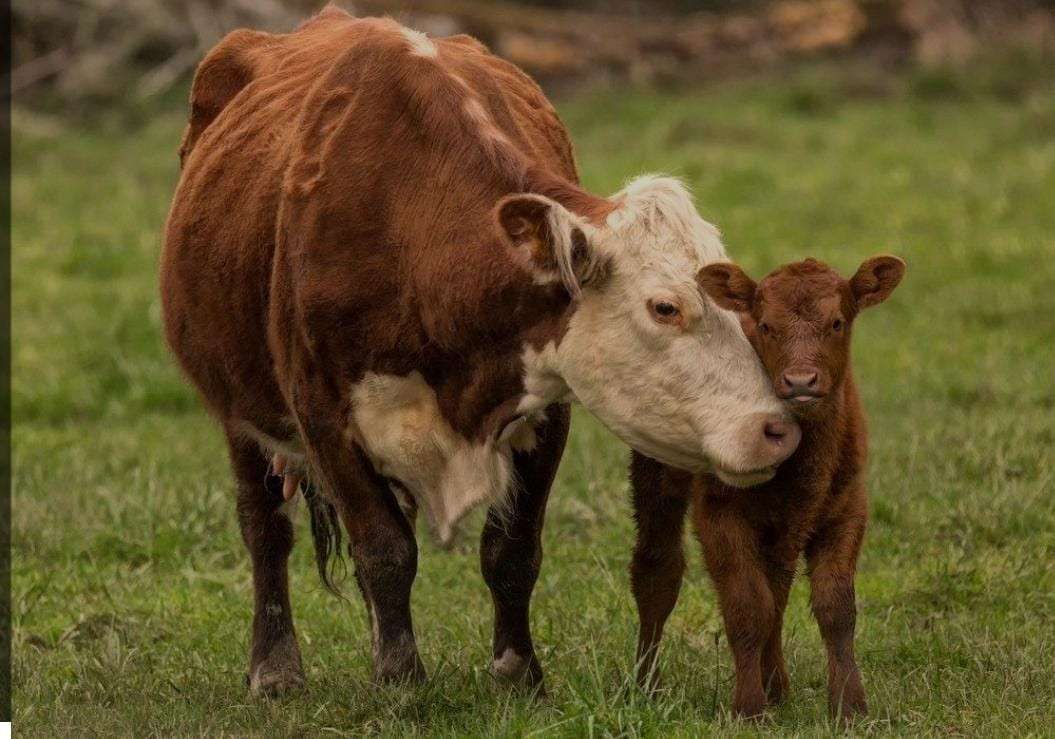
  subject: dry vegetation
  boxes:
[12,0,1055,107]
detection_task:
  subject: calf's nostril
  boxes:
[783,371,818,391]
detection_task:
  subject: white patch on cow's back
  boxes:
[463,97,512,147]
[400,27,438,58]
[464,97,490,126]
[350,371,515,545]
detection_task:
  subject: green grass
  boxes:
[12,61,1055,736]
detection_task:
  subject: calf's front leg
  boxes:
[480,404,569,693]
[694,495,775,718]
[805,501,868,720]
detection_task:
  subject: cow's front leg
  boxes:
[297,401,425,684]
[226,431,305,697]
[629,452,691,691]
[340,459,425,683]
[480,404,569,693]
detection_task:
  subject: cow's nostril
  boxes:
[765,419,790,442]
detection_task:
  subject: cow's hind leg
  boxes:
[228,431,305,697]
[480,404,569,693]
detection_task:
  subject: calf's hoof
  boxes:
[489,648,545,697]
[732,695,767,720]
[764,670,790,705]
[830,697,868,723]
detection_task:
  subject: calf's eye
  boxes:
[759,322,771,336]
[832,318,843,332]
[655,302,678,317]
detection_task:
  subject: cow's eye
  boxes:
[649,300,681,324]
[832,318,843,332]
[759,322,771,336]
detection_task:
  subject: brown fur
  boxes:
[631,255,904,720]
[161,7,613,693]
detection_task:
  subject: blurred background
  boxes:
[11,0,1055,112]
[11,1,1055,735]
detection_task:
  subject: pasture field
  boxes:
[11,59,1055,736]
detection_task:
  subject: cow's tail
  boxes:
[303,483,346,595]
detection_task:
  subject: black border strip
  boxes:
[1,0,12,723]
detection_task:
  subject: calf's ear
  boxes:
[697,262,757,313]
[850,255,905,309]
[495,194,605,299]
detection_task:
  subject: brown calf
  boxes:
[630,255,905,719]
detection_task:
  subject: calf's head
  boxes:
[497,176,800,485]
[698,256,905,416]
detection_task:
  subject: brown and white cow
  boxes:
[160,7,799,695]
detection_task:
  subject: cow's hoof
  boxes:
[488,649,545,697]
[248,665,305,698]
[373,653,427,686]
[248,638,306,698]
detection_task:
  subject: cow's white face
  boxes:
[504,176,799,484]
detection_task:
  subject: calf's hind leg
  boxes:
[760,561,794,705]
[480,404,569,693]
[227,431,305,697]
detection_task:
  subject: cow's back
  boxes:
[161,7,579,432]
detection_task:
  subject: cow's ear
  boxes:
[850,255,905,310]
[697,262,756,313]
[495,194,605,298]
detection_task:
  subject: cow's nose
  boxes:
[782,370,818,394]
[759,413,801,465]
[764,417,794,443]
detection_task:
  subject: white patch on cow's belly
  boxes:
[350,372,515,545]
